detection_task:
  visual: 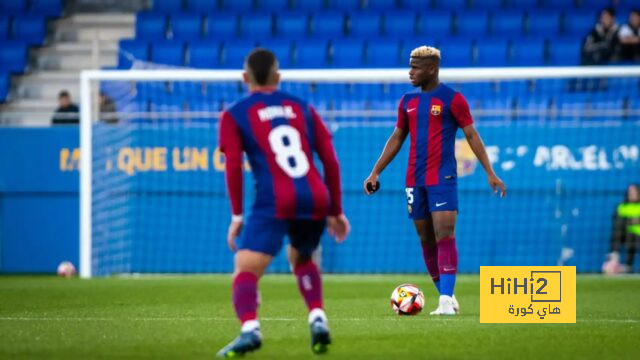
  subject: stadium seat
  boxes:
[258,39,293,67]
[171,13,202,40]
[331,39,365,67]
[152,0,184,13]
[384,11,417,37]
[275,13,308,38]
[291,0,325,12]
[31,0,63,17]
[12,15,46,46]
[367,39,402,67]
[0,16,9,40]
[456,12,489,37]
[0,72,8,102]
[503,0,538,9]
[0,1,27,15]
[366,0,397,11]
[548,38,581,65]
[136,12,167,40]
[220,0,254,12]
[118,39,149,68]
[348,12,382,37]
[258,0,290,11]
[327,0,361,12]
[239,13,273,39]
[563,11,595,37]
[402,36,438,57]
[476,40,509,66]
[416,11,453,38]
[0,41,27,73]
[186,0,217,13]
[151,41,185,66]
[492,12,524,36]
[220,41,257,68]
[205,13,238,39]
[539,0,575,10]
[526,12,561,38]
[469,0,503,10]
[188,40,220,68]
[511,39,546,65]
[294,39,329,68]
[433,0,469,11]
[438,41,473,67]
[310,12,345,38]
[398,0,430,12]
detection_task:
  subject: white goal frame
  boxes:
[79,66,640,278]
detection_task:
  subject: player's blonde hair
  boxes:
[410,46,441,59]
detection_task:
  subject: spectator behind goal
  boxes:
[581,8,620,65]
[618,9,640,61]
[51,90,79,125]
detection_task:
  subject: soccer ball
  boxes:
[390,284,425,315]
[57,261,76,277]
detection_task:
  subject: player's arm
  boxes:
[309,106,350,242]
[452,93,506,197]
[219,111,245,250]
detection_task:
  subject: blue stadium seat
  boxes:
[310,12,345,38]
[118,39,149,68]
[151,41,185,66]
[12,15,46,45]
[563,11,595,37]
[503,0,538,9]
[0,1,27,15]
[291,0,324,12]
[438,41,473,67]
[416,11,453,37]
[240,13,273,38]
[398,0,430,12]
[258,39,293,67]
[171,13,202,40]
[476,41,509,66]
[456,12,489,37]
[492,11,524,35]
[258,0,290,11]
[205,13,238,39]
[384,11,417,37]
[539,0,575,9]
[433,0,469,11]
[511,39,546,65]
[367,39,401,67]
[187,0,217,13]
[0,16,9,40]
[331,39,365,67]
[221,41,257,68]
[136,12,167,40]
[275,13,308,38]
[327,0,361,12]
[31,0,63,17]
[152,0,183,13]
[188,40,220,68]
[527,12,560,37]
[469,0,504,10]
[367,0,397,11]
[548,38,581,65]
[0,72,8,102]
[402,36,438,57]
[294,39,329,68]
[0,41,27,73]
[349,12,382,37]
[221,0,254,12]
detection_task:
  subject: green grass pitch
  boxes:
[1,274,638,359]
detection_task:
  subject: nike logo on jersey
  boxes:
[407,107,417,113]
[435,202,447,207]
[258,105,296,121]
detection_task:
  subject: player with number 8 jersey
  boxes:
[217,49,350,358]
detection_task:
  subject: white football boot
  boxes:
[429,295,457,315]
[452,295,460,314]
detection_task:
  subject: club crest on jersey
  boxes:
[257,105,296,121]
[430,104,442,116]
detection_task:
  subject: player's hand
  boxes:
[363,173,380,195]
[327,214,350,243]
[488,173,506,198]
[227,220,244,252]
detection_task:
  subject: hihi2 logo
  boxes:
[480,266,575,323]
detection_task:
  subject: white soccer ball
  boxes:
[57,261,76,277]
[390,283,425,315]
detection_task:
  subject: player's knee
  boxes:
[435,225,455,240]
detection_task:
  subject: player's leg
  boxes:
[429,210,458,315]
[287,219,331,354]
[413,217,440,294]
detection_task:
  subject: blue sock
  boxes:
[434,280,441,294]
[439,274,455,297]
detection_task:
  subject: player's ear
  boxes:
[273,71,281,85]
[242,72,251,85]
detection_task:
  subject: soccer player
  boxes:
[217,49,350,357]
[363,46,506,315]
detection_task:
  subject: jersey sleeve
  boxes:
[395,96,408,129]
[219,111,244,216]
[451,92,474,128]
[309,106,343,216]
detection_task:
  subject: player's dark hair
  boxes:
[602,7,616,17]
[58,90,70,99]
[246,48,277,86]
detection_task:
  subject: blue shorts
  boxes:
[406,185,458,220]
[238,215,326,257]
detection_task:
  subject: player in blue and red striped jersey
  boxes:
[217,49,350,358]
[364,46,506,315]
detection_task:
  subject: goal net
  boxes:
[80,66,640,278]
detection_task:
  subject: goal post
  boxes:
[79,66,640,278]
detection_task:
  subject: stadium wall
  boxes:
[0,124,638,273]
